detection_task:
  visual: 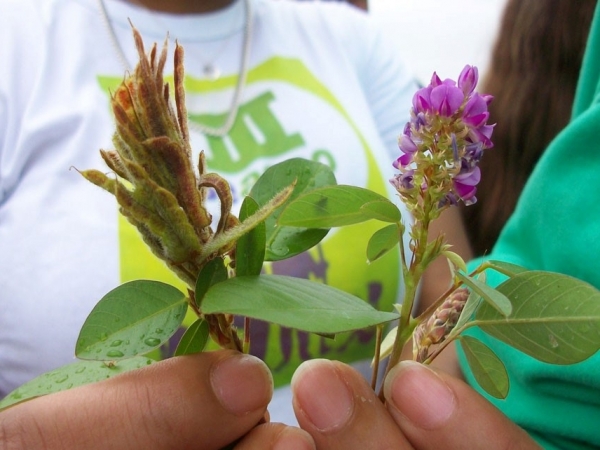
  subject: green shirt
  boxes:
[458,4,600,448]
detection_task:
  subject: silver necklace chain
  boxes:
[96,0,253,138]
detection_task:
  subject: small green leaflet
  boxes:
[235,196,266,277]
[174,318,210,356]
[483,260,530,278]
[75,280,187,360]
[201,275,399,334]
[195,258,228,308]
[457,271,512,317]
[459,336,509,399]
[0,357,155,410]
[367,224,400,263]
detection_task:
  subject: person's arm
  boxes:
[291,359,540,449]
[0,351,313,450]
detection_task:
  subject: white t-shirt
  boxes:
[0,0,416,423]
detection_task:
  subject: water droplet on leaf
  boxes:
[106,350,124,358]
[144,338,161,347]
[54,375,69,384]
[110,340,123,347]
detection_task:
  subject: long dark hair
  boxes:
[462,0,597,256]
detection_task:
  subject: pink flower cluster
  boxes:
[391,65,494,207]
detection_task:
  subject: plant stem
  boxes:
[370,324,384,390]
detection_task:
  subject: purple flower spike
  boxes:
[458,65,478,95]
[392,65,493,210]
[430,84,464,116]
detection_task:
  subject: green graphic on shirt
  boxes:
[191,92,304,171]
[98,57,401,387]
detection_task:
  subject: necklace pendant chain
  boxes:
[97,0,253,138]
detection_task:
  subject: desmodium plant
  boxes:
[2,29,600,411]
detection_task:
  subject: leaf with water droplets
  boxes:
[475,271,600,364]
[0,357,155,411]
[76,280,187,360]
[249,158,335,261]
[459,336,509,399]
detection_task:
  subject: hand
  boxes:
[0,350,314,450]
[291,359,541,449]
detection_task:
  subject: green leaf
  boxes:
[202,275,399,334]
[457,271,512,317]
[0,357,154,411]
[476,271,600,365]
[360,200,402,223]
[195,258,228,307]
[278,185,398,228]
[174,318,210,356]
[249,158,335,261]
[367,224,400,263]
[483,260,530,277]
[236,196,266,277]
[76,280,187,360]
[459,336,509,399]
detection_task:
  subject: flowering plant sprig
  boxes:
[384,66,495,372]
[276,65,600,398]
[3,32,600,413]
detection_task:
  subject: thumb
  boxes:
[1,351,272,450]
[383,360,541,450]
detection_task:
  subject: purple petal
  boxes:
[463,94,488,118]
[481,94,494,105]
[454,181,477,201]
[412,87,432,113]
[458,65,478,95]
[399,134,418,154]
[430,84,464,116]
[430,72,443,87]
[454,166,481,185]
[469,124,495,148]
[463,112,489,128]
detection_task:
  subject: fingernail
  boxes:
[273,429,315,450]
[211,353,273,416]
[384,360,455,429]
[291,360,354,432]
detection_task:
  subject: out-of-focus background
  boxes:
[368,0,508,85]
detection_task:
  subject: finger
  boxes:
[291,359,413,449]
[384,361,540,450]
[1,350,273,450]
[235,422,315,450]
